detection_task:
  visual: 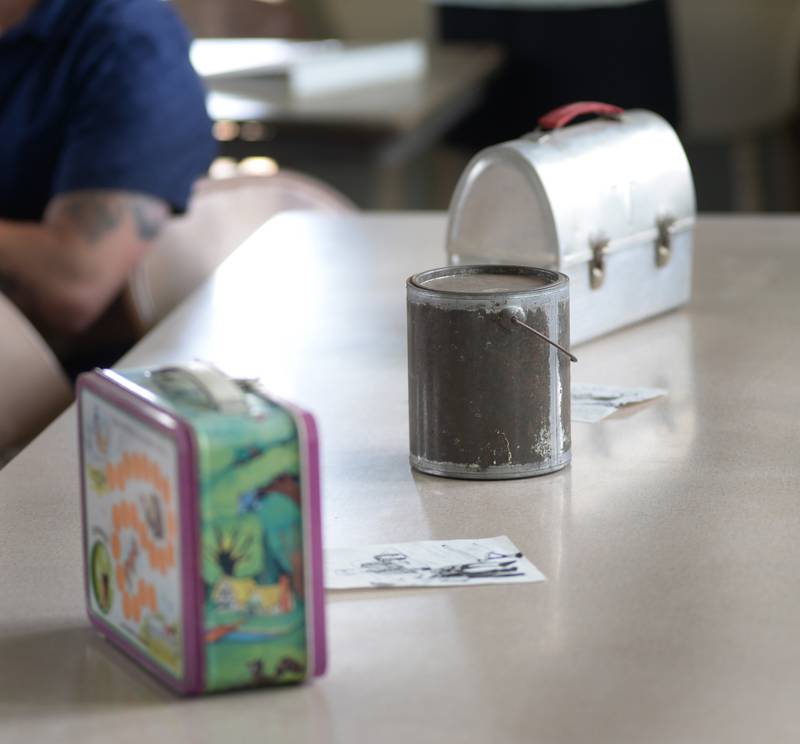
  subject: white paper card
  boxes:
[572,383,667,423]
[325,536,545,590]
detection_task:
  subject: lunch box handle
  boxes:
[538,101,624,131]
[157,361,250,414]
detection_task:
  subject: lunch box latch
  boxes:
[589,239,608,290]
[656,217,675,268]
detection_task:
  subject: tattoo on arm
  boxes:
[49,191,168,245]
[132,199,167,241]
[61,195,124,243]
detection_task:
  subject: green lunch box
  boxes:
[77,362,326,694]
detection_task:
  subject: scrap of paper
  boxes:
[571,383,667,423]
[325,535,545,590]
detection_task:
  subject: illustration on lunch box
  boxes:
[446,101,696,344]
[78,363,326,695]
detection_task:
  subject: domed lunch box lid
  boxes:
[446,102,696,271]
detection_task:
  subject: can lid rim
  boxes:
[407,264,568,297]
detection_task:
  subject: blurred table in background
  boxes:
[196,41,504,209]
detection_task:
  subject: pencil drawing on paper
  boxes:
[325,536,546,590]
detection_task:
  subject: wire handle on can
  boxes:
[499,307,578,363]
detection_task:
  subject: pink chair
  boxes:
[125,171,355,333]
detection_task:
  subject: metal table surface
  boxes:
[1,212,799,744]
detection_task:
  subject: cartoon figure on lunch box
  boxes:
[201,467,307,688]
[82,391,184,677]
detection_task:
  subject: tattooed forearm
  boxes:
[0,190,168,333]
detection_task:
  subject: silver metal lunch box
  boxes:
[446,102,696,344]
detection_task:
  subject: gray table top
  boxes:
[1,212,799,744]
[203,44,503,132]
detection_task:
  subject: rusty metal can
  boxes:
[407,265,572,479]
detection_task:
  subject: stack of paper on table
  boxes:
[190,38,428,98]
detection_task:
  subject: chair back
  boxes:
[126,171,355,333]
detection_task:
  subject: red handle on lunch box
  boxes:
[538,101,624,130]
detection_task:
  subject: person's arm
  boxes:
[0,191,167,334]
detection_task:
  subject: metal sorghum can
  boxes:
[407,265,573,479]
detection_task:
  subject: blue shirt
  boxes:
[0,0,216,221]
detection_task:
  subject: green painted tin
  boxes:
[78,363,326,694]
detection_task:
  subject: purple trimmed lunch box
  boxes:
[77,362,326,694]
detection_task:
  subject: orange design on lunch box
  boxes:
[106,451,178,622]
